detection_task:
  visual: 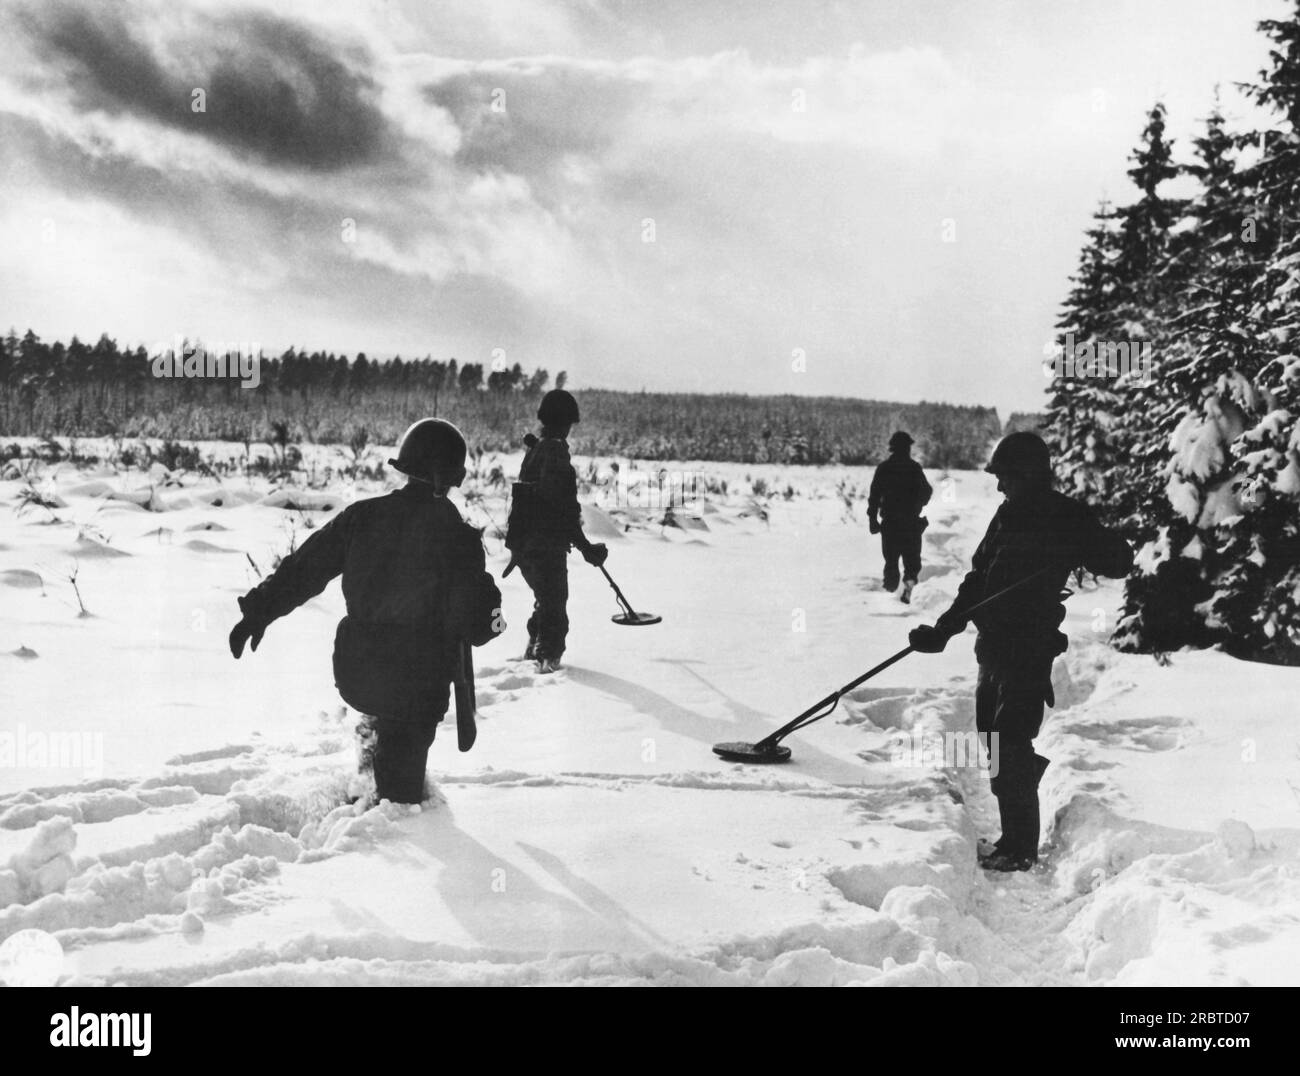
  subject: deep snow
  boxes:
[0,442,1297,986]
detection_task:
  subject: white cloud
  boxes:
[1,0,1285,412]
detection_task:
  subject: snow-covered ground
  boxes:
[0,441,1297,986]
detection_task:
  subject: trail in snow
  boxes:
[1,442,1298,986]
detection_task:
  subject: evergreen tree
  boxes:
[1114,3,1300,658]
[1204,0,1300,657]
[1101,103,1187,528]
[1113,101,1249,650]
[1046,105,1186,530]
[1043,200,1121,499]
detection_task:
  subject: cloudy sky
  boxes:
[0,0,1286,414]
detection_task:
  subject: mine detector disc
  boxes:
[711,741,793,763]
[611,611,662,626]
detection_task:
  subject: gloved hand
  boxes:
[582,542,609,568]
[868,516,880,535]
[908,624,950,654]
[229,617,266,659]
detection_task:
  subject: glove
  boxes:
[869,517,881,535]
[229,617,266,659]
[582,542,609,567]
[908,624,950,654]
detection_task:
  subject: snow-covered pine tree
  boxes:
[1099,103,1187,530]
[1201,1,1300,659]
[1114,101,1252,651]
[1045,105,1183,529]
[1043,200,1120,498]
[1117,2,1300,659]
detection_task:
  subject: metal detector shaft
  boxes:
[753,646,913,751]
[754,566,1055,752]
[599,563,638,617]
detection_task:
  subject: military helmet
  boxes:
[538,388,580,427]
[888,430,914,451]
[985,431,1052,477]
[389,418,468,484]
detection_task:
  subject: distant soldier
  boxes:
[505,389,608,673]
[228,419,503,804]
[868,430,932,603]
[908,432,1133,872]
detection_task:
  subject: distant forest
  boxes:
[1003,412,1047,435]
[0,329,1005,467]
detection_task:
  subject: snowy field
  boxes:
[1,441,1297,987]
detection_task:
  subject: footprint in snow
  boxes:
[1061,756,1117,772]
[1059,715,1190,752]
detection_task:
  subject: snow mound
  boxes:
[258,490,343,512]
[1,569,43,589]
[581,504,626,539]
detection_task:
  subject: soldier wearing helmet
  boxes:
[228,419,503,804]
[868,430,932,603]
[908,431,1133,872]
[505,389,608,673]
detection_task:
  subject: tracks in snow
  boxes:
[1,642,1276,987]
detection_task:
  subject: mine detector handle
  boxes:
[598,564,637,618]
[752,646,914,752]
[752,567,1055,752]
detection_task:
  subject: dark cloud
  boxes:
[0,108,334,272]
[18,1,394,172]
[425,63,649,174]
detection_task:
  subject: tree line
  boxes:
[0,330,1003,467]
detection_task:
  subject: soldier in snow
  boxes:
[868,430,933,603]
[505,389,608,673]
[907,432,1133,872]
[228,419,503,804]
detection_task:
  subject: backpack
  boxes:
[504,479,537,553]
[505,435,577,553]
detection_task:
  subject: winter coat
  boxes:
[938,487,1133,668]
[238,483,502,719]
[506,433,584,557]
[868,454,933,527]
